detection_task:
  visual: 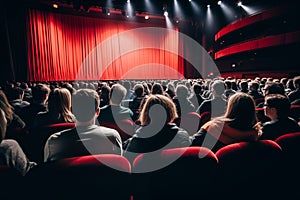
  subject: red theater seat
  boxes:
[26,154,131,200]
[215,140,282,199]
[174,112,201,136]
[100,119,135,142]
[132,147,219,200]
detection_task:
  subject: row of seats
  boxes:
[1,132,300,199]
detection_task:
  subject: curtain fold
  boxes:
[27,9,184,81]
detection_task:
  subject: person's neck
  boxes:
[76,120,94,126]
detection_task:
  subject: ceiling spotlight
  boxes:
[189,0,192,2]
[237,1,242,7]
[145,15,150,20]
[217,1,222,5]
[52,3,58,9]
[207,4,210,8]
[164,11,168,17]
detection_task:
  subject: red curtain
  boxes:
[27,9,184,81]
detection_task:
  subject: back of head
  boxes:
[293,76,300,89]
[225,92,257,130]
[8,87,24,100]
[32,84,50,103]
[151,83,164,95]
[175,84,189,98]
[0,90,13,122]
[133,84,144,97]
[48,88,72,119]
[110,84,127,105]
[72,89,100,122]
[264,82,285,96]
[212,80,225,96]
[192,83,202,95]
[265,94,290,119]
[139,94,178,126]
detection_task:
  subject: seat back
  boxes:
[0,165,23,198]
[175,112,201,136]
[28,123,76,163]
[199,111,211,127]
[215,140,282,199]
[100,119,135,141]
[26,154,131,200]
[275,132,300,198]
[132,147,218,200]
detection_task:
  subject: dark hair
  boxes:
[265,94,290,118]
[72,89,100,122]
[225,93,258,130]
[212,80,225,96]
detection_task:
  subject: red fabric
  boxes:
[27,9,184,81]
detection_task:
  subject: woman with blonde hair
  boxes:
[192,92,261,152]
[33,88,75,128]
[124,94,191,162]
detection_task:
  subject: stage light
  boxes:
[207,4,210,8]
[164,11,168,17]
[238,1,242,7]
[145,15,149,20]
[52,3,58,9]
[218,1,222,5]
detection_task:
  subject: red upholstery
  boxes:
[26,154,131,200]
[275,132,300,198]
[215,140,282,199]
[199,111,211,127]
[132,147,219,200]
[27,123,76,163]
[100,119,135,141]
[175,112,201,136]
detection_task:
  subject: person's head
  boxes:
[0,90,13,123]
[249,81,259,92]
[0,108,7,142]
[8,87,24,100]
[239,81,248,91]
[175,84,189,98]
[139,94,178,126]
[224,80,232,90]
[151,83,164,95]
[100,85,111,98]
[109,84,127,105]
[293,76,300,89]
[32,84,50,104]
[192,83,202,95]
[211,80,225,97]
[133,84,144,97]
[264,94,290,120]
[263,82,285,96]
[225,92,257,130]
[72,89,100,123]
[48,88,74,122]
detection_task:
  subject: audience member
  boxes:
[32,88,75,128]
[196,80,227,118]
[172,84,195,117]
[124,94,191,162]
[7,87,30,115]
[129,83,146,122]
[259,94,300,140]
[192,93,260,152]
[188,83,205,108]
[288,76,300,103]
[0,108,36,176]
[44,89,122,162]
[224,80,236,99]
[97,83,133,124]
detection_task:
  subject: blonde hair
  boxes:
[139,94,178,126]
[48,88,74,122]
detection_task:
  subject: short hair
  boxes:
[249,81,259,91]
[151,83,164,95]
[211,80,225,96]
[192,83,202,95]
[110,84,127,105]
[293,76,300,88]
[175,84,189,98]
[72,89,100,122]
[8,87,24,100]
[139,94,178,126]
[265,94,291,118]
[133,84,144,97]
[32,84,50,103]
[264,82,285,96]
